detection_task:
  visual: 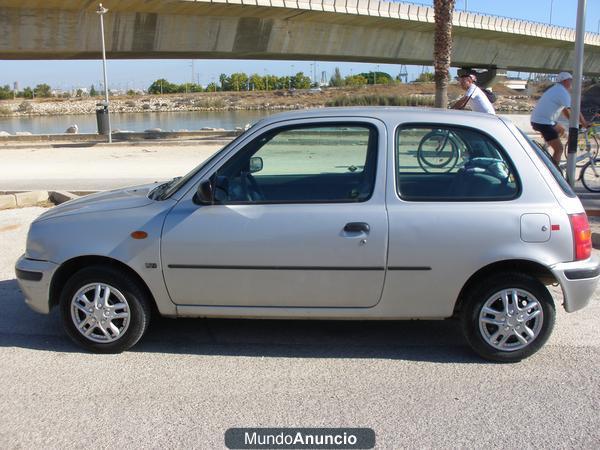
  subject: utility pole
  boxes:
[566,0,587,187]
[96,3,112,143]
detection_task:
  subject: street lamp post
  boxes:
[549,0,554,25]
[566,0,587,187]
[96,3,112,143]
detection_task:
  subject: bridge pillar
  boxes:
[457,68,508,88]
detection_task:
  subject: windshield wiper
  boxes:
[150,177,181,200]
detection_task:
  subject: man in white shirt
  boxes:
[452,73,495,115]
[531,72,589,165]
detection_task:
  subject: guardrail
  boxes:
[198,0,600,46]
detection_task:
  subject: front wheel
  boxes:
[581,158,600,192]
[60,266,152,353]
[461,273,555,362]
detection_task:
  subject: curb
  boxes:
[593,233,600,250]
[0,190,79,210]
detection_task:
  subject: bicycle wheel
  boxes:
[417,130,459,173]
[581,158,600,192]
[590,134,600,160]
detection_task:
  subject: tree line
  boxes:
[149,68,403,94]
[0,68,432,101]
[148,72,315,94]
[0,83,53,100]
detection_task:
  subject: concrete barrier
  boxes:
[49,191,79,204]
[15,191,49,207]
[0,194,17,210]
[0,130,241,144]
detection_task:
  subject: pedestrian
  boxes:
[451,72,495,115]
[530,72,589,166]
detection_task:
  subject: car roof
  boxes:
[256,106,507,128]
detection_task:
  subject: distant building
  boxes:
[503,79,528,91]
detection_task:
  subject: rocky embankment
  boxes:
[1,82,595,120]
[0,84,536,119]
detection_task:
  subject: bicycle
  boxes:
[536,125,600,192]
[576,124,600,192]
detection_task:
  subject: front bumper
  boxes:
[551,257,600,313]
[15,254,58,314]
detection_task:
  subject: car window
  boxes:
[396,125,520,201]
[518,129,576,198]
[213,124,378,204]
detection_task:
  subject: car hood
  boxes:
[34,183,159,223]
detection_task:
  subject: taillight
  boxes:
[569,213,592,260]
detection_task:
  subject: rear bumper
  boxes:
[15,254,58,314]
[551,257,600,313]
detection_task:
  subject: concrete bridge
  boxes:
[1,0,599,75]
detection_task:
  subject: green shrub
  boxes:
[326,94,434,107]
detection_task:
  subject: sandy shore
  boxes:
[0,142,224,191]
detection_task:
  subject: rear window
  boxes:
[519,130,576,198]
[396,125,520,201]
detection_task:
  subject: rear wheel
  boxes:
[60,266,151,353]
[417,130,460,172]
[581,159,600,192]
[461,273,555,362]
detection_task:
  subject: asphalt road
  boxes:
[1,208,599,448]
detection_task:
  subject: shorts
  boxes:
[531,122,559,142]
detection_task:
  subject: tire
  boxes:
[581,159,600,193]
[461,273,555,362]
[578,134,600,167]
[60,265,151,353]
[417,130,460,173]
[591,134,600,160]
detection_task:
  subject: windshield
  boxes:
[158,127,254,200]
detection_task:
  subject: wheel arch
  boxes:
[49,255,158,314]
[453,259,558,317]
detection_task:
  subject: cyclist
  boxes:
[531,72,590,166]
[451,72,495,115]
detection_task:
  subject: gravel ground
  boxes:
[1,208,599,449]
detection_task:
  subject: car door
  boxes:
[161,118,388,308]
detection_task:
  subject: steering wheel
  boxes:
[462,158,510,183]
[240,171,265,201]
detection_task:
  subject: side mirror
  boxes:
[194,180,213,205]
[249,156,263,173]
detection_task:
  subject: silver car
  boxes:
[15,108,599,361]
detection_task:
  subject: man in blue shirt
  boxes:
[531,72,589,165]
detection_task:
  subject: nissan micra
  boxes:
[15,108,599,361]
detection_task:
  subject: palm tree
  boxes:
[433,0,456,108]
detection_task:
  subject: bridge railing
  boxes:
[202,0,599,46]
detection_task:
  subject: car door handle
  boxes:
[344,222,370,233]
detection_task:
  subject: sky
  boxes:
[1,0,598,90]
